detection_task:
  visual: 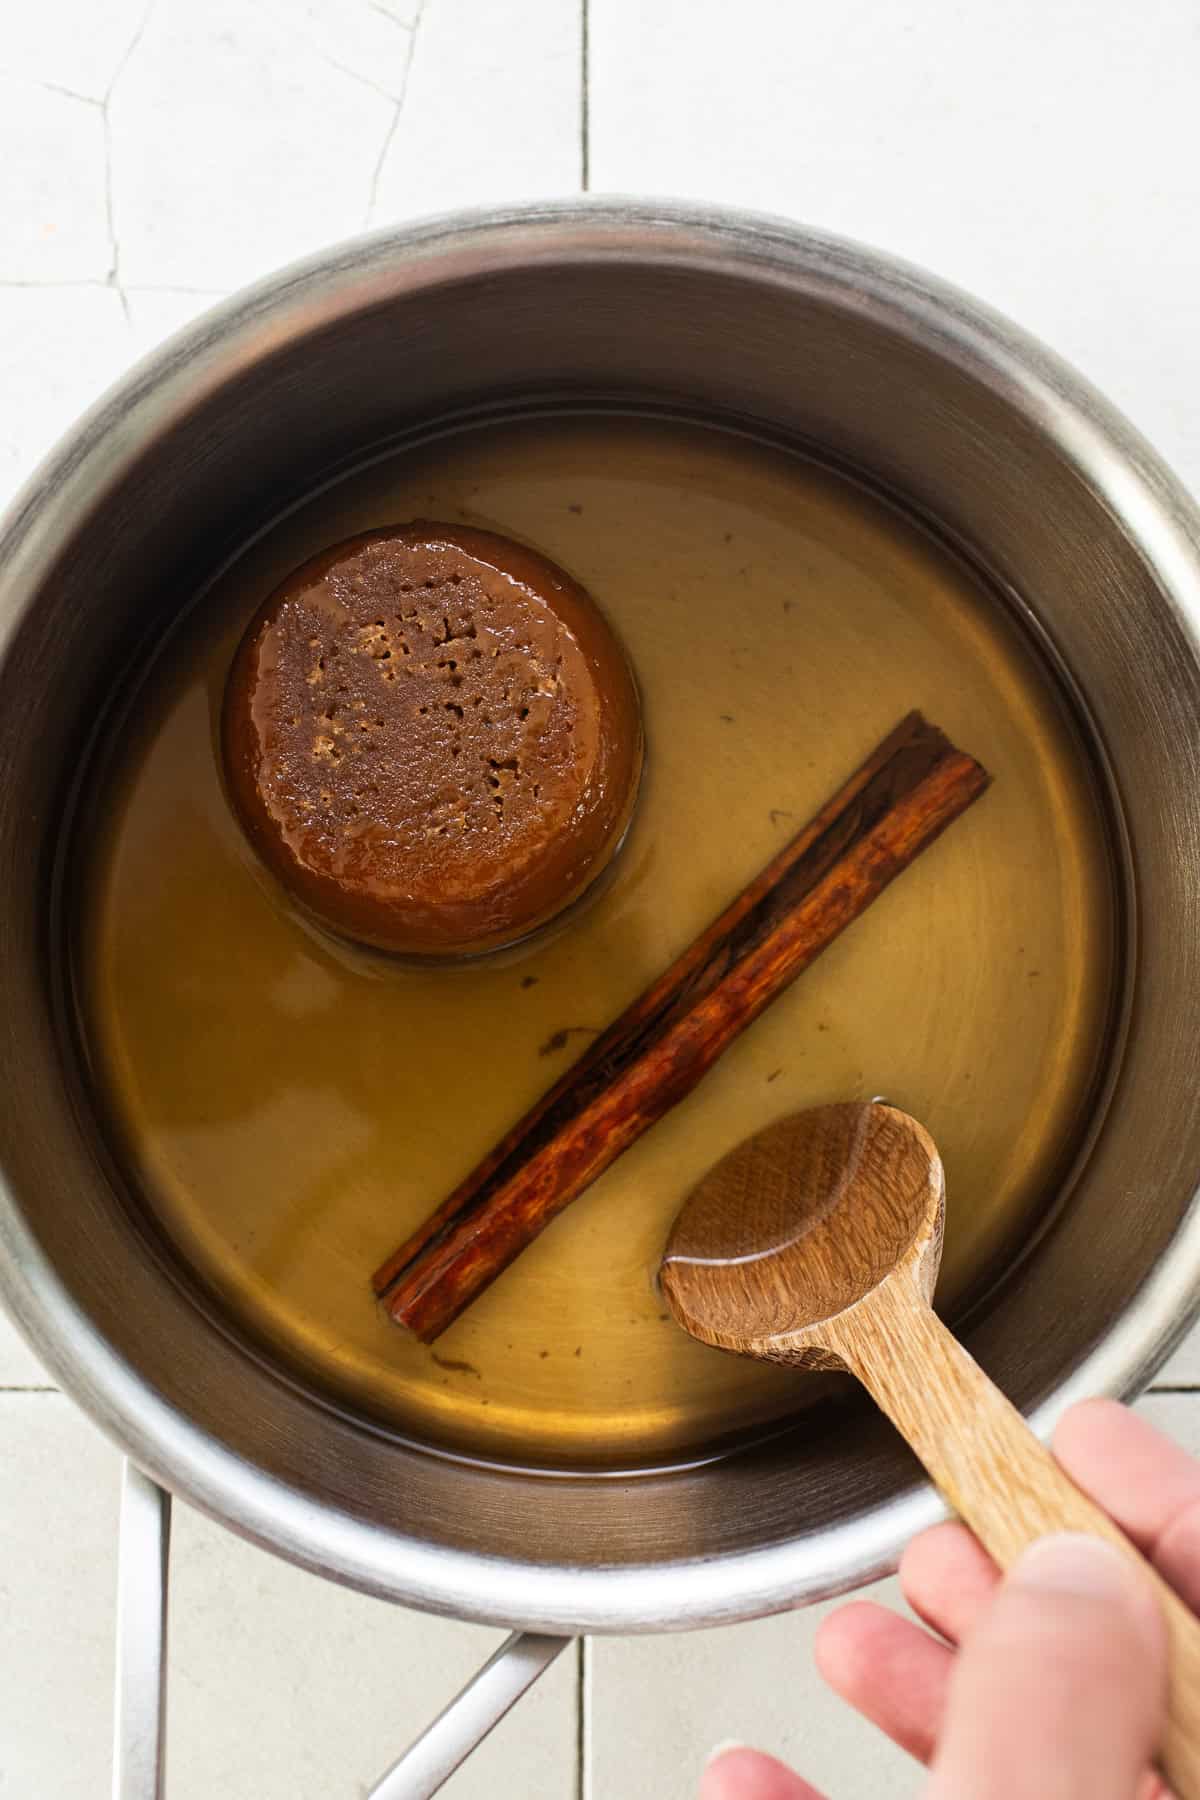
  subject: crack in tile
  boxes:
[364,0,429,229]
[368,0,415,24]
[30,82,125,301]
[107,2,156,104]
[39,79,102,108]
[0,278,113,290]
[249,0,409,105]
[102,130,130,322]
[0,279,228,299]
[102,0,157,323]
[369,0,418,23]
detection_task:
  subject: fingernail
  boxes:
[1011,1532,1133,1597]
[704,1740,748,1766]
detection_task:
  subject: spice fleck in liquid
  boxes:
[80,415,1116,1471]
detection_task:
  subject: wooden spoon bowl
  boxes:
[662,1103,942,1363]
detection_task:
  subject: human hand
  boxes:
[700,1399,1200,1798]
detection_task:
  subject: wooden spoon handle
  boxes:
[824,1281,1200,1798]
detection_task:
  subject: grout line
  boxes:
[577,1635,592,1800]
[1146,1384,1200,1395]
[0,1385,59,1393]
[580,0,590,191]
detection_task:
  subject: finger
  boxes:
[899,1520,1000,1645]
[1055,1399,1200,1608]
[817,1594,1172,1794]
[699,1746,826,1800]
[898,1402,1200,1641]
[815,1599,952,1764]
[927,1533,1168,1800]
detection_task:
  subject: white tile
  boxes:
[110,0,396,290]
[167,1502,578,1799]
[1,0,148,102]
[368,0,582,226]
[589,0,1200,500]
[1137,1388,1200,1456]
[0,1304,52,1388]
[0,1394,121,1798]
[0,79,111,282]
[589,1580,922,1800]
[0,285,135,506]
[1154,1320,1200,1390]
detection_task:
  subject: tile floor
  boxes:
[4,2,1200,1793]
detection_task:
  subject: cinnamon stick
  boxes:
[373,712,989,1340]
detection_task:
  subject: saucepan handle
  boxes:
[113,1461,171,1799]
[366,1630,572,1798]
[112,1459,571,1800]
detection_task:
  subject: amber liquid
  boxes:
[79,414,1116,1472]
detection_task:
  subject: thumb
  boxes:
[700,1745,827,1799]
[926,1532,1167,1800]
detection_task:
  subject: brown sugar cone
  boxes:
[223,522,643,956]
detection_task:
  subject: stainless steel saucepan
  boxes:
[4,200,1200,1796]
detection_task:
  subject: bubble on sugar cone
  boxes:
[223,521,643,958]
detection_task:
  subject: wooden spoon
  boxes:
[660,1101,1200,1796]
